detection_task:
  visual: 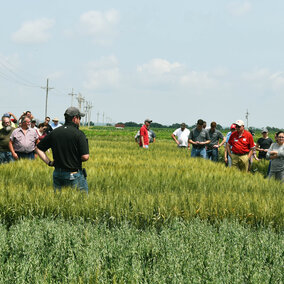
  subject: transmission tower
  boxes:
[76,93,85,112]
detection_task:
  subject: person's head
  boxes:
[203,121,207,129]
[276,131,284,145]
[38,123,47,132]
[31,120,37,128]
[45,116,50,124]
[235,120,245,134]
[197,119,204,131]
[52,118,59,125]
[21,116,31,130]
[180,123,186,131]
[261,128,268,137]
[144,118,152,128]
[25,111,32,118]
[230,123,236,132]
[210,121,217,130]
[64,107,85,126]
[1,116,11,132]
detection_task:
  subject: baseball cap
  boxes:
[180,123,186,127]
[3,113,10,118]
[230,123,236,130]
[262,127,268,133]
[235,120,244,126]
[52,118,59,122]
[64,107,85,117]
[145,118,152,123]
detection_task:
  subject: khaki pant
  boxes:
[231,153,249,171]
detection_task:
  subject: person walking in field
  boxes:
[139,119,152,149]
[226,120,254,171]
[36,107,89,193]
[171,123,190,149]
[135,127,156,144]
[256,128,273,160]
[206,121,226,162]
[266,131,284,183]
[9,116,39,160]
[0,115,15,164]
[188,119,210,158]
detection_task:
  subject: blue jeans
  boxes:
[53,169,88,193]
[191,147,207,158]
[16,151,35,160]
[0,152,14,164]
[206,148,219,162]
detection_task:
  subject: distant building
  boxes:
[115,123,125,129]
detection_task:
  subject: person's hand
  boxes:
[12,153,18,160]
[224,157,228,163]
[213,145,219,148]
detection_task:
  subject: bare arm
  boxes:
[171,134,179,145]
[35,147,54,166]
[9,140,18,160]
[218,137,226,148]
[226,143,232,158]
[81,154,89,161]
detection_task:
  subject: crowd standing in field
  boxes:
[0,110,283,184]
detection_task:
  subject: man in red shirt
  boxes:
[139,119,152,148]
[226,119,255,171]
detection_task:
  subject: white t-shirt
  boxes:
[173,128,190,147]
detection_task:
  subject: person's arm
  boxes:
[9,112,17,123]
[35,147,54,166]
[171,133,179,145]
[81,154,89,161]
[9,140,18,160]
[226,143,232,158]
[217,136,226,148]
[188,139,197,145]
[248,148,254,160]
[255,143,262,152]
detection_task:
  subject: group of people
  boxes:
[0,108,89,192]
[138,118,284,183]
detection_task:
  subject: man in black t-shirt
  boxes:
[36,107,89,193]
[256,128,273,159]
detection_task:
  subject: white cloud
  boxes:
[180,71,218,89]
[137,58,183,75]
[227,1,252,16]
[79,10,119,45]
[11,18,55,44]
[83,55,120,90]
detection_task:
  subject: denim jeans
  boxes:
[191,147,207,158]
[0,152,14,164]
[16,151,35,160]
[206,148,219,162]
[53,169,88,193]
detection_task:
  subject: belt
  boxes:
[55,168,79,173]
[232,152,248,156]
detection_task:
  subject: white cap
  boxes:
[235,120,244,126]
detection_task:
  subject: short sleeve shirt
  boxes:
[257,137,273,159]
[228,130,255,155]
[10,128,39,153]
[189,128,210,149]
[37,122,89,171]
[207,129,224,148]
[139,125,149,146]
[173,128,190,147]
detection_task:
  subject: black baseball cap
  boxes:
[64,107,85,117]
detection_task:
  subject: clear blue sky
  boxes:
[0,0,283,128]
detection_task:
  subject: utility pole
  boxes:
[97,112,99,124]
[102,112,105,125]
[76,93,85,112]
[68,88,77,106]
[41,78,54,118]
[245,109,249,129]
[87,102,93,128]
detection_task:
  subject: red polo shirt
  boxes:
[228,130,254,155]
[139,125,149,146]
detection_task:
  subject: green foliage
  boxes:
[0,135,283,230]
[0,218,282,283]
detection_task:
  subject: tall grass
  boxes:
[0,136,283,229]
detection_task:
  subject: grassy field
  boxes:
[0,127,283,282]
